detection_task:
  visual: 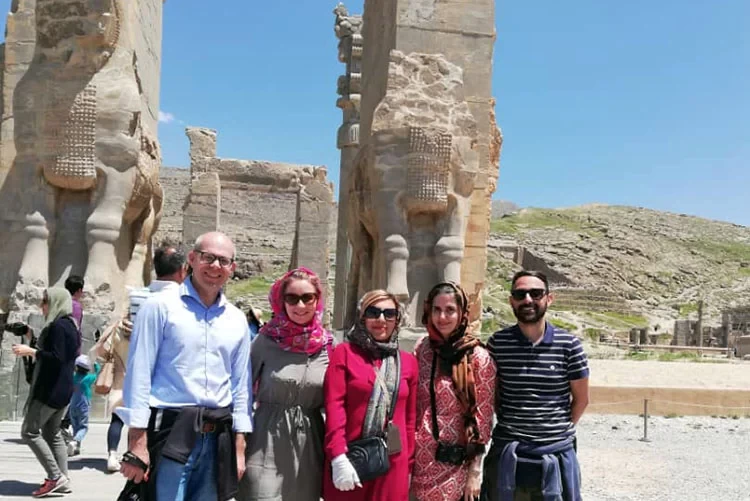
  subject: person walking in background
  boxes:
[11,287,80,497]
[482,271,590,501]
[323,290,418,501]
[239,267,333,501]
[93,241,187,473]
[412,282,496,501]
[117,232,252,501]
[66,355,100,457]
[246,306,264,340]
[64,275,84,332]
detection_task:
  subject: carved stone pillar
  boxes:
[332,4,363,329]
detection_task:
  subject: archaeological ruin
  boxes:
[156,127,334,286]
[332,0,502,334]
[0,0,165,323]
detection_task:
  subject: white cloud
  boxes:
[158,110,176,124]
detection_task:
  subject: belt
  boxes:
[201,422,217,433]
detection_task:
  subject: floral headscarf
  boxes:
[259,267,332,355]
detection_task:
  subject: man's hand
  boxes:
[236,433,247,480]
[121,428,149,483]
[12,344,36,358]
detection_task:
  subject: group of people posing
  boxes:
[16,230,590,501]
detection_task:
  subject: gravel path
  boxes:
[578,413,750,500]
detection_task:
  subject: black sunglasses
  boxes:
[510,288,547,301]
[283,293,318,306]
[363,306,398,320]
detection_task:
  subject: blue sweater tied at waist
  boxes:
[494,436,581,501]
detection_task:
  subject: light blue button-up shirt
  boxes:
[116,277,252,432]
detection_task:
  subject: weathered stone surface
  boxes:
[182,172,221,246]
[332,4,364,328]
[342,50,480,327]
[291,169,335,296]
[179,127,333,279]
[0,0,164,320]
[335,0,501,329]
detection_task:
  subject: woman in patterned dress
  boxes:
[412,282,496,501]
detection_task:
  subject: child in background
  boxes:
[67,355,100,457]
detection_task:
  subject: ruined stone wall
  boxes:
[179,128,333,278]
[154,166,190,245]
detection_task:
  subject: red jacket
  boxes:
[323,342,418,501]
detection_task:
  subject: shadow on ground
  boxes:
[0,480,40,496]
[69,457,108,472]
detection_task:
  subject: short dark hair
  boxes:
[153,242,186,278]
[511,270,549,292]
[64,275,84,295]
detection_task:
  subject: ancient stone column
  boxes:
[290,168,334,298]
[332,4,363,329]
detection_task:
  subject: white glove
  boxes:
[332,454,362,491]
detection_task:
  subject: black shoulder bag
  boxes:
[345,352,401,483]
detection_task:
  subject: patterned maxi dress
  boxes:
[412,337,496,501]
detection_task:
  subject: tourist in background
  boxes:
[246,305,264,340]
[239,267,333,501]
[66,354,100,457]
[412,282,496,501]
[64,275,84,332]
[93,241,187,473]
[482,270,589,501]
[12,287,80,497]
[323,290,418,501]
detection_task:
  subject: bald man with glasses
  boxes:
[117,232,252,501]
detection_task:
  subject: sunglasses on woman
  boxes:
[283,293,318,306]
[363,306,398,320]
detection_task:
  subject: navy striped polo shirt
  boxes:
[487,322,589,444]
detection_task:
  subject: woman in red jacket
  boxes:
[412,282,496,501]
[323,289,418,501]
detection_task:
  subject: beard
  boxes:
[512,302,547,324]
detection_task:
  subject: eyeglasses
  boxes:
[195,250,233,268]
[283,293,318,306]
[510,288,547,301]
[363,306,398,320]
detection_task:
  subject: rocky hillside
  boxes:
[485,204,750,333]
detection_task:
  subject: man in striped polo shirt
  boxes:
[482,270,589,501]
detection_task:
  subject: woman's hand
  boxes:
[12,344,36,358]
[331,454,362,491]
[463,467,481,501]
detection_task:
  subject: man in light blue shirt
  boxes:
[117,232,252,501]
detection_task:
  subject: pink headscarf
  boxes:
[259,267,332,355]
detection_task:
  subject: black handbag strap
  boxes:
[386,352,401,424]
[429,353,441,441]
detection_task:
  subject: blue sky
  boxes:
[2,1,748,226]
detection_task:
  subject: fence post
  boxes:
[639,398,651,442]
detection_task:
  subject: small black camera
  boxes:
[4,322,29,337]
[435,442,467,466]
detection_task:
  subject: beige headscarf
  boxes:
[44,287,73,325]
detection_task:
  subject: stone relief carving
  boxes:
[0,0,163,316]
[345,51,479,326]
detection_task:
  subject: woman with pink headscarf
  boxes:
[238,267,333,501]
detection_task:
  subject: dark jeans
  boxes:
[107,413,125,452]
